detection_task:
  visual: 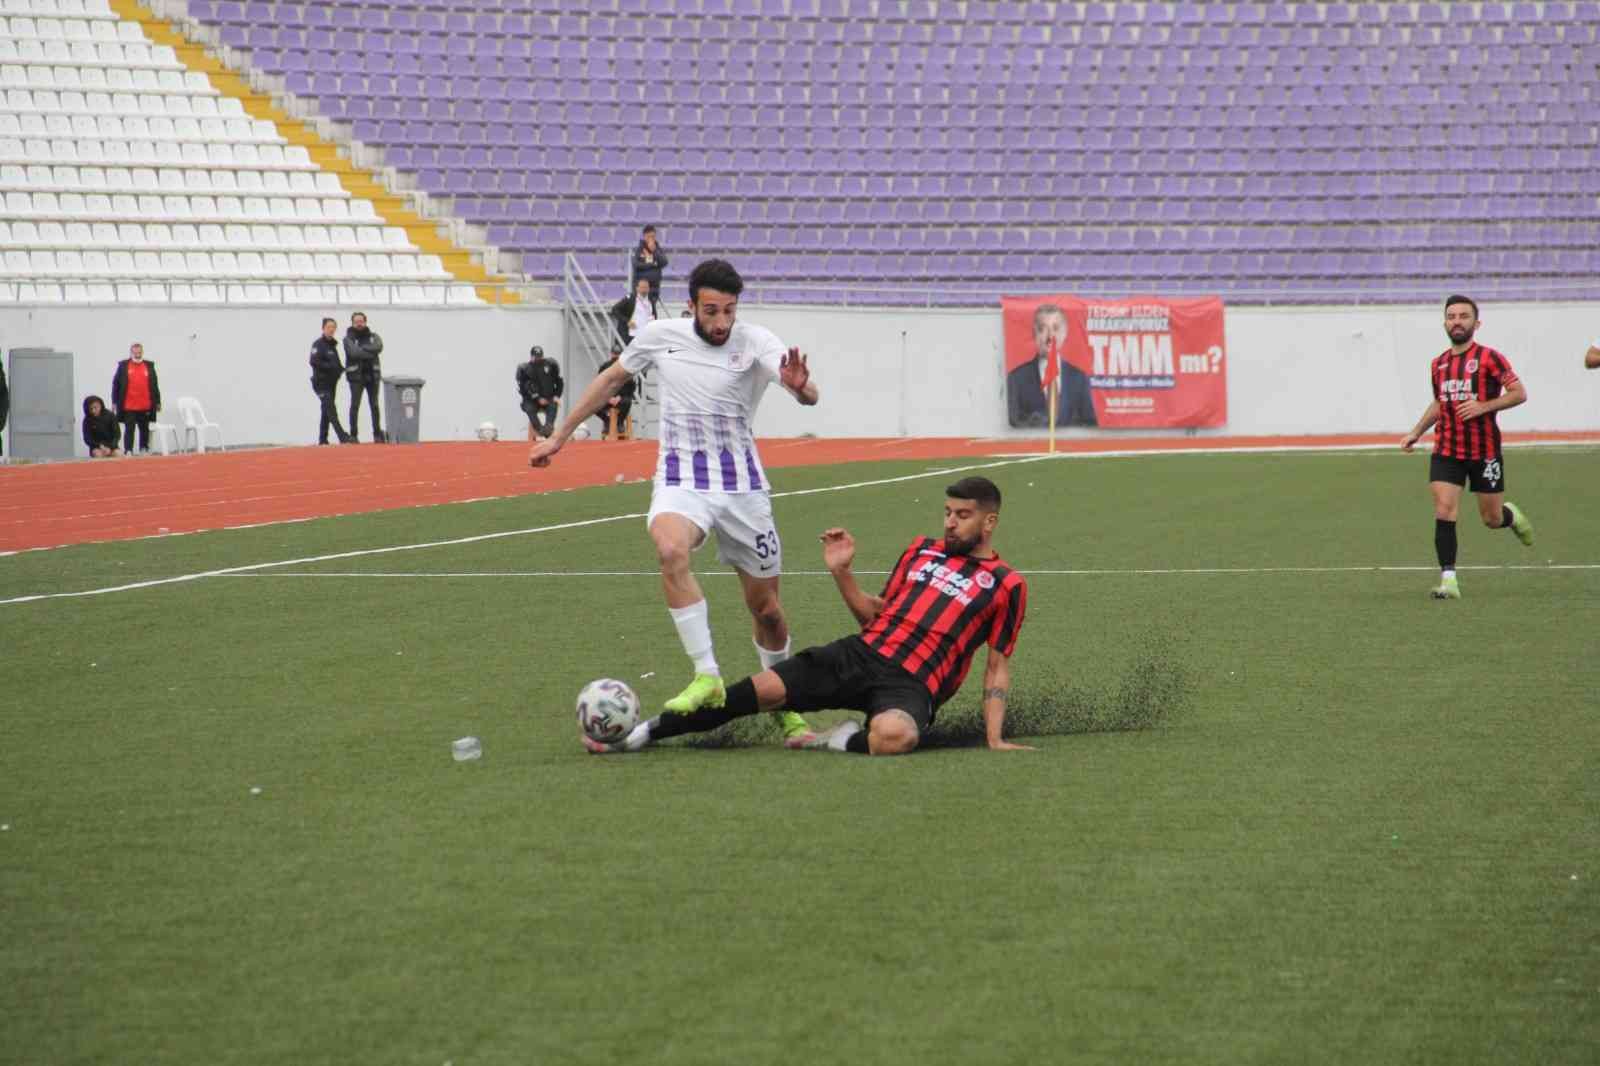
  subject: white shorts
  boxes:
[646,485,782,578]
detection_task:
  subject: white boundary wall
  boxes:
[2,300,1597,457]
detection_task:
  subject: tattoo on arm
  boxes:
[983,687,1008,707]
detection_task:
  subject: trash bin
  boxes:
[381,375,426,443]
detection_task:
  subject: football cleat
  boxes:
[583,720,654,754]
[664,673,725,713]
[1505,501,1534,546]
[776,711,817,749]
[1430,574,1461,600]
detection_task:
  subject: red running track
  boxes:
[2,432,1595,554]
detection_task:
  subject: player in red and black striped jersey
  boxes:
[1401,295,1534,599]
[588,476,1034,756]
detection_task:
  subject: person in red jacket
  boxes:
[110,343,162,455]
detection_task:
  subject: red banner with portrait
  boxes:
[1001,295,1227,429]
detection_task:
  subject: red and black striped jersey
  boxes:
[1431,342,1518,461]
[860,536,1028,707]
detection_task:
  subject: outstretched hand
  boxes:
[988,739,1037,752]
[529,436,563,468]
[819,527,856,571]
[780,347,809,393]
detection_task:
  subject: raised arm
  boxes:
[820,527,883,627]
[780,347,819,406]
[529,360,632,467]
[981,647,1033,751]
[1400,398,1440,452]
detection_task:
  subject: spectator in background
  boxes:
[1585,334,1600,369]
[111,342,161,455]
[631,224,667,298]
[517,345,564,441]
[0,357,8,460]
[595,349,637,440]
[344,311,386,443]
[81,395,120,457]
[610,276,661,348]
[309,316,351,445]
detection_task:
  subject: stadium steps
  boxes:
[105,0,520,304]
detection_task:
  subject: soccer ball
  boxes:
[476,420,498,441]
[572,424,592,441]
[576,678,640,744]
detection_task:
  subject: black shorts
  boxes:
[771,635,936,732]
[1430,453,1505,494]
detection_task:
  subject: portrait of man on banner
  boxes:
[1005,301,1097,429]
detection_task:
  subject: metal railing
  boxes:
[561,251,654,437]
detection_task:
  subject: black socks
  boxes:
[648,678,761,740]
[1435,518,1458,571]
[1501,506,1515,530]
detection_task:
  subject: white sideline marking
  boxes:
[0,454,1052,606]
[216,563,1600,579]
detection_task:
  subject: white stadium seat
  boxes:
[1,6,450,304]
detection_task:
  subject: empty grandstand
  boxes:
[177,0,1600,305]
[0,1,1595,305]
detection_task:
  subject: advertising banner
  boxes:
[1001,295,1227,429]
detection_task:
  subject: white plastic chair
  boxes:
[176,395,223,453]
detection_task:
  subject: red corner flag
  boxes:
[1041,335,1061,391]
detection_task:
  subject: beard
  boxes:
[693,318,729,347]
[1448,326,1473,343]
[944,531,981,555]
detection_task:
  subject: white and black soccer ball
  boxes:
[576,678,640,744]
[572,424,592,441]
[476,421,498,441]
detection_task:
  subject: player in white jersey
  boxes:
[530,259,821,745]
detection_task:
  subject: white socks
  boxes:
[827,721,861,752]
[755,638,791,671]
[668,600,719,675]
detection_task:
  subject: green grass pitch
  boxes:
[3,447,1597,1065]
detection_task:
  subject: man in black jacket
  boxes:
[343,311,385,443]
[0,357,8,459]
[630,224,667,298]
[310,316,350,445]
[1006,302,1098,429]
[516,345,564,441]
[610,276,661,349]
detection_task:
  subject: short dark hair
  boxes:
[642,224,656,235]
[351,311,367,322]
[945,476,1002,511]
[688,258,744,303]
[1444,294,1479,318]
[321,317,336,327]
[529,345,543,358]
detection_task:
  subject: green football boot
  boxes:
[1430,573,1461,600]
[776,711,817,749]
[1505,501,1534,546]
[664,673,726,713]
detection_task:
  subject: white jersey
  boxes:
[619,317,784,494]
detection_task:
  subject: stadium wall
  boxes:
[2,301,1596,457]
